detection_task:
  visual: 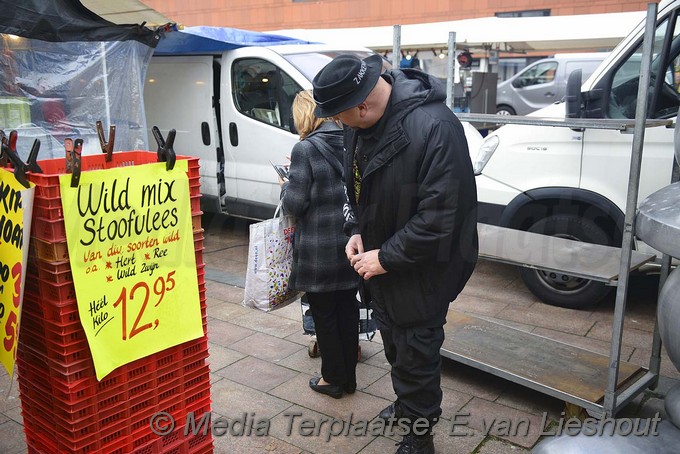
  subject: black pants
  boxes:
[381,323,445,425]
[306,289,359,387]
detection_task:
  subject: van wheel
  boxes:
[519,215,613,309]
[496,105,515,115]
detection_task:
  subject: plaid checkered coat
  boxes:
[280,122,359,293]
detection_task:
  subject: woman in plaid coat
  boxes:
[280,90,359,399]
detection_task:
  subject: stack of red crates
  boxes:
[18,151,212,453]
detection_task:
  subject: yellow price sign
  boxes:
[59,160,203,380]
[0,168,34,377]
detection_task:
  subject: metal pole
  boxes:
[392,25,401,69]
[603,2,657,417]
[446,31,456,110]
[100,42,112,130]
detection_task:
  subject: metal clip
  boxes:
[0,130,37,188]
[70,139,83,188]
[65,138,74,173]
[0,130,7,167]
[96,120,116,162]
[26,137,42,174]
[152,126,177,171]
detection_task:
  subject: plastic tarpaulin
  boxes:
[0,0,158,45]
[153,26,313,56]
[0,0,158,160]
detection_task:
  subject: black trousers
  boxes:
[306,289,359,387]
[381,322,445,425]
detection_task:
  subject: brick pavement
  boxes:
[1,213,677,453]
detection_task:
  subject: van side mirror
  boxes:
[565,69,583,118]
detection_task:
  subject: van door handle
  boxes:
[201,122,211,146]
[545,92,555,97]
[229,122,238,147]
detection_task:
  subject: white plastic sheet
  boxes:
[0,34,153,161]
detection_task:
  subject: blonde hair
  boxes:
[293,90,326,139]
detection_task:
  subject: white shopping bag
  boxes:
[243,204,304,311]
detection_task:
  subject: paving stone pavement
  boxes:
[1,213,678,453]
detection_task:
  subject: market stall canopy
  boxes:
[0,0,161,158]
[0,0,158,46]
[268,11,647,53]
[153,26,314,56]
[81,0,173,27]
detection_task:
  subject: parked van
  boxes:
[464,0,680,308]
[495,53,608,115]
[144,43,387,220]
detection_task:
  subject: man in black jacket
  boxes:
[312,54,478,454]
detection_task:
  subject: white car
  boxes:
[463,0,680,308]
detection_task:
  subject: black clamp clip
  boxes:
[96,120,116,162]
[70,138,84,188]
[152,126,176,171]
[0,129,42,188]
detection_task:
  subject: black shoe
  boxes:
[309,377,344,399]
[344,383,356,394]
[395,433,435,454]
[378,401,403,420]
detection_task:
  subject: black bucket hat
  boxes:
[312,54,383,118]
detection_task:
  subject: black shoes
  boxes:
[344,383,357,394]
[378,401,403,420]
[309,376,344,399]
[395,433,435,454]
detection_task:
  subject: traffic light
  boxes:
[457,50,472,68]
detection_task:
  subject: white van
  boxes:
[465,0,680,308]
[144,44,384,220]
[495,53,608,115]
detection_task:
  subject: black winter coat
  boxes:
[281,122,359,293]
[344,69,479,328]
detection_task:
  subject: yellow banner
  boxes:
[59,160,202,380]
[0,168,34,377]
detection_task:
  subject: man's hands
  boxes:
[345,234,364,259]
[346,234,386,280]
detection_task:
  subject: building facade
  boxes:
[143,0,655,31]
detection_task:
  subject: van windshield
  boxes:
[608,13,680,119]
[283,51,387,81]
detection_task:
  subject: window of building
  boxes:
[496,10,550,18]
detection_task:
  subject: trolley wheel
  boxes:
[308,340,320,358]
[357,345,362,362]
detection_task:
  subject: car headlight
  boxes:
[472,135,499,175]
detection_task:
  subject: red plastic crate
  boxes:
[33,196,64,220]
[183,395,211,421]
[37,265,73,284]
[180,337,208,358]
[153,346,183,372]
[41,318,87,347]
[156,365,183,389]
[20,150,211,454]
[38,302,80,325]
[194,249,204,267]
[186,430,213,454]
[35,259,71,274]
[182,365,211,398]
[192,212,203,232]
[33,238,69,262]
[37,278,77,301]
[190,194,202,213]
[31,216,67,242]
[28,151,199,192]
